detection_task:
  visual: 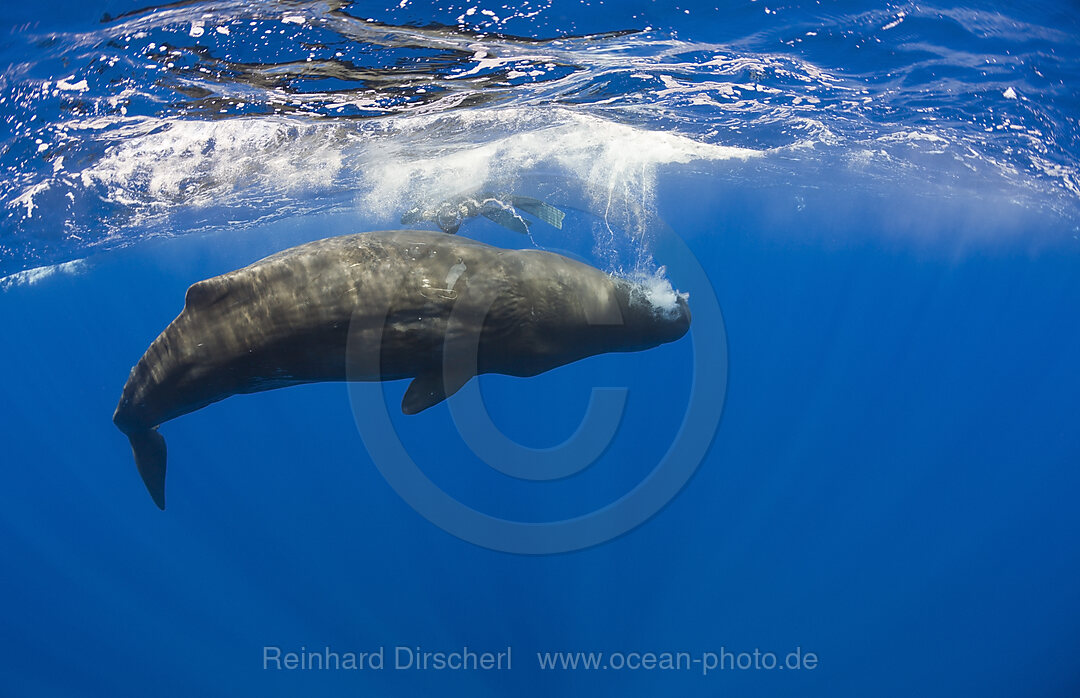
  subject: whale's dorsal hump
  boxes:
[184,278,230,310]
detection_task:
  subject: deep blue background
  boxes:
[3,176,1080,697]
[3,1,1080,697]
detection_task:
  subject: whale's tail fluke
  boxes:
[127,428,167,510]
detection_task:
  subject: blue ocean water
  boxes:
[2,1,1079,696]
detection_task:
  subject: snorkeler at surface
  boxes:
[401,191,566,235]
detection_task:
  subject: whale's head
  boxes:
[607,275,692,352]
[476,250,691,377]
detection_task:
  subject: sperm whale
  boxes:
[113,230,691,509]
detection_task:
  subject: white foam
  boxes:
[356,108,756,212]
[56,77,89,92]
[877,130,949,145]
[882,11,907,31]
[350,108,758,271]
[631,267,688,316]
[0,259,87,291]
[46,108,758,270]
[83,118,344,214]
[10,181,50,218]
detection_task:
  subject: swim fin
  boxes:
[481,207,531,235]
[512,196,565,229]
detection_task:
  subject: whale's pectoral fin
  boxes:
[128,428,167,510]
[402,369,473,415]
